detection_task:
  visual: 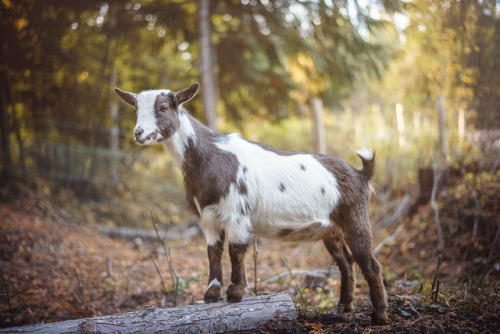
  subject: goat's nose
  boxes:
[134,128,144,138]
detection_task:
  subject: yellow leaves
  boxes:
[14,18,28,31]
[287,53,328,96]
[77,71,89,83]
[2,0,14,9]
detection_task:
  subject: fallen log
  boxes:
[98,225,199,241]
[0,293,297,334]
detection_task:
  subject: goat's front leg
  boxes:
[204,230,225,303]
[227,242,249,303]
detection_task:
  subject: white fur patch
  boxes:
[205,134,342,244]
[356,148,373,160]
[135,89,171,144]
[162,112,196,167]
[207,278,222,290]
[193,197,202,217]
[199,214,224,246]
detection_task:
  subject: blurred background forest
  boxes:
[0,0,499,228]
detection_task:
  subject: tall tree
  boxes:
[199,0,217,129]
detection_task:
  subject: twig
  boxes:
[490,150,500,176]
[377,194,413,228]
[461,166,483,260]
[477,220,500,287]
[73,268,84,295]
[152,258,175,305]
[151,211,180,306]
[373,224,404,255]
[434,280,440,303]
[463,215,479,260]
[254,237,258,296]
[1,273,13,324]
[430,168,445,249]
[283,258,308,307]
[431,255,442,292]
[106,257,113,278]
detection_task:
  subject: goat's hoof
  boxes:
[371,312,389,326]
[337,302,354,313]
[226,284,245,303]
[204,285,221,303]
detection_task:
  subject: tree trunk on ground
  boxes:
[0,293,297,334]
[199,0,217,130]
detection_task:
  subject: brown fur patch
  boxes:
[227,242,249,303]
[153,93,181,140]
[204,231,225,303]
[277,222,333,242]
[181,114,240,216]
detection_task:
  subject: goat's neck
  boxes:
[161,110,213,169]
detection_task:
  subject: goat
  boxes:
[115,83,389,324]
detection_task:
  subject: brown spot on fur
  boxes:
[239,201,251,215]
[237,179,248,195]
[279,182,286,192]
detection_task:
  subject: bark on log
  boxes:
[0,293,297,334]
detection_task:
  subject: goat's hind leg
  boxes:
[341,214,389,325]
[204,230,225,303]
[323,231,355,313]
[227,242,249,303]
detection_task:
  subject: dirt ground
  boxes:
[1,201,499,333]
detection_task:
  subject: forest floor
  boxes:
[1,163,499,333]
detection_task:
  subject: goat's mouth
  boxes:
[134,132,165,145]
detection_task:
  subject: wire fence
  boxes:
[5,141,189,228]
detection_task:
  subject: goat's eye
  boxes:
[160,105,168,112]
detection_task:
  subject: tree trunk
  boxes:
[0,293,297,334]
[0,68,12,183]
[0,3,12,183]
[311,97,326,154]
[437,94,448,164]
[199,0,217,130]
[108,4,120,186]
[109,67,120,186]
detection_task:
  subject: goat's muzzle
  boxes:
[134,130,160,145]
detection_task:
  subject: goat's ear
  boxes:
[115,87,137,106]
[174,83,199,106]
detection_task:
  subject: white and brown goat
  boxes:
[115,83,389,324]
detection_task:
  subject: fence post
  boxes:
[311,97,326,154]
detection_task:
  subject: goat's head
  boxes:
[115,83,199,145]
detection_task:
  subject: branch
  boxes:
[151,212,180,307]
[373,224,404,255]
[430,168,445,250]
[253,237,258,296]
[1,273,13,324]
[248,268,340,290]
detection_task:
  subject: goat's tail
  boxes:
[356,148,376,181]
